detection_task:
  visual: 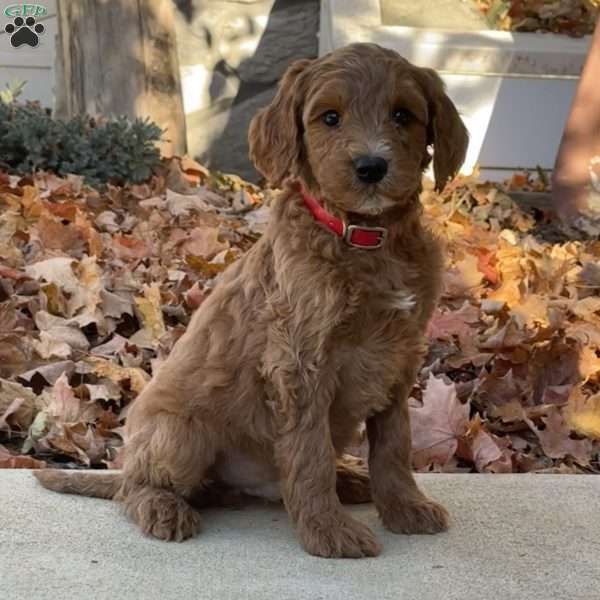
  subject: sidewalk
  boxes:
[1,471,599,600]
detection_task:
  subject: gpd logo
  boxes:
[3,3,47,47]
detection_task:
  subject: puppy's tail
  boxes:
[33,469,122,500]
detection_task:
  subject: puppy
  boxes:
[35,42,468,558]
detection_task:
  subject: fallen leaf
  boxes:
[565,321,600,348]
[181,226,229,260]
[90,335,128,358]
[185,255,227,278]
[476,369,526,410]
[410,374,469,469]
[510,294,549,328]
[480,318,529,350]
[565,389,600,440]
[41,422,107,465]
[18,361,75,386]
[165,189,214,217]
[578,346,600,383]
[570,296,600,320]
[0,445,46,469]
[33,214,87,255]
[444,254,484,296]
[85,357,150,395]
[525,407,592,465]
[41,373,97,424]
[463,416,512,473]
[101,289,134,318]
[180,156,210,178]
[0,379,38,431]
[25,257,79,295]
[134,284,166,342]
[476,248,498,284]
[33,312,90,359]
[25,256,102,319]
[112,235,150,261]
[85,381,122,403]
[427,302,480,342]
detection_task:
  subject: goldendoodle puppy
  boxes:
[36,42,468,558]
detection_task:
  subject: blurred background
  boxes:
[1,0,597,183]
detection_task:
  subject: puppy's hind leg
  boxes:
[118,408,221,542]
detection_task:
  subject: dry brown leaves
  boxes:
[0,158,267,468]
[1,161,599,474]
[415,171,600,472]
[474,0,599,36]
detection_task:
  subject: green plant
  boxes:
[0,102,163,187]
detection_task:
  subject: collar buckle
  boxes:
[343,224,388,249]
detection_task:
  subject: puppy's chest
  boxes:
[331,284,418,379]
[329,283,422,421]
[337,271,420,341]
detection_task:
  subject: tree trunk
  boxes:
[55,0,187,156]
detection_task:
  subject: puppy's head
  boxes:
[249,43,468,215]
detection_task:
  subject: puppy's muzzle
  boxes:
[353,155,388,184]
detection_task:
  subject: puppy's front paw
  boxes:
[300,511,381,558]
[381,497,449,535]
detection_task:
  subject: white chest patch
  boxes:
[381,290,416,312]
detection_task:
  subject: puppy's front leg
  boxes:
[271,371,380,558]
[367,381,449,534]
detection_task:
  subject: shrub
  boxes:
[0,102,163,187]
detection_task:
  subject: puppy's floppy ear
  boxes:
[248,59,313,187]
[414,68,469,192]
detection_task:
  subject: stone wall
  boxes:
[173,0,320,181]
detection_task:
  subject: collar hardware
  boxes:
[301,189,388,250]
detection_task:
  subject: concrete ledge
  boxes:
[2,472,600,599]
[320,0,592,75]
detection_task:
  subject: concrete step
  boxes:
[1,471,599,599]
[380,0,489,31]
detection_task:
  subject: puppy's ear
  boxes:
[248,59,313,187]
[415,68,469,192]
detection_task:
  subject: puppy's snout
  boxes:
[353,155,388,184]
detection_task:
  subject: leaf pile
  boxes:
[0,162,599,474]
[412,173,600,472]
[474,0,599,36]
[0,158,269,469]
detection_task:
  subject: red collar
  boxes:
[301,189,387,249]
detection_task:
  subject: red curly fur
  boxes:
[35,43,468,558]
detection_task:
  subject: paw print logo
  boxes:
[4,16,45,48]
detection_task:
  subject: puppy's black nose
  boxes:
[353,155,388,184]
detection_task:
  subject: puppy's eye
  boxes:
[393,108,413,126]
[322,110,340,127]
